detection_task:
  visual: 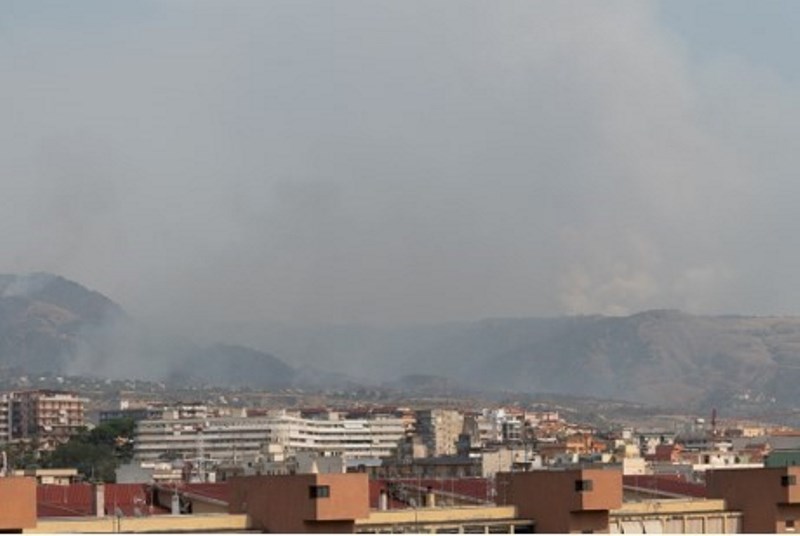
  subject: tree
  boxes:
[1,439,41,470]
[45,418,136,482]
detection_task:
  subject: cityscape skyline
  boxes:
[4,3,800,532]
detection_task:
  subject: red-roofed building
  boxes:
[38,484,170,518]
[649,443,683,462]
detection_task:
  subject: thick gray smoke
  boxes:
[2,0,800,345]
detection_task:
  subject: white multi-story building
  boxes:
[0,393,10,444]
[133,411,406,464]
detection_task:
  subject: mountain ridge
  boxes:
[4,272,800,410]
[0,273,299,388]
[254,310,800,409]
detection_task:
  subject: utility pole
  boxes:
[195,424,205,483]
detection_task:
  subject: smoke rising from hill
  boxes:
[2,1,800,346]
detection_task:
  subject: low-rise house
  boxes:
[11,468,79,485]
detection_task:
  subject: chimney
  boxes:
[94,483,105,517]
[425,486,436,508]
[171,491,181,515]
[379,489,388,511]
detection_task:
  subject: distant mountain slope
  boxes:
[0,273,125,324]
[0,273,125,374]
[464,310,800,407]
[255,311,800,408]
[0,274,301,388]
[7,271,800,410]
[168,343,296,389]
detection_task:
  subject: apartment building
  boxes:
[415,409,464,456]
[134,411,406,464]
[6,390,86,450]
[0,393,11,444]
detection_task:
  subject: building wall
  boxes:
[0,477,37,530]
[777,505,800,534]
[11,468,79,485]
[355,506,528,533]
[315,474,370,521]
[480,446,541,477]
[229,473,369,533]
[26,514,248,534]
[415,410,464,457]
[610,499,743,534]
[190,500,228,514]
[569,510,609,533]
[497,469,622,533]
[707,466,800,533]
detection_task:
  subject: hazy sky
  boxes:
[3,0,800,334]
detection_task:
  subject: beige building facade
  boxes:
[415,409,464,457]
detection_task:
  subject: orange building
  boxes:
[20,465,800,533]
[0,477,37,531]
[564,433,595,454]
[707,466,800,533]
[497,468,622,533]
[229,473,370,533]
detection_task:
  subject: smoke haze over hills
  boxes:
[4,1,800,410]
[6,272,800,412]
[3,1,800,342]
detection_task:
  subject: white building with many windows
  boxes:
[133,410,406,464]
[0,393,10,445]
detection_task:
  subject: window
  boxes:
[309,485,330,499]
[782,475,797,487]
[575,479,593,492]
[787,519,795,532]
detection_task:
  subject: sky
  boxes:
[2,0,800,336]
